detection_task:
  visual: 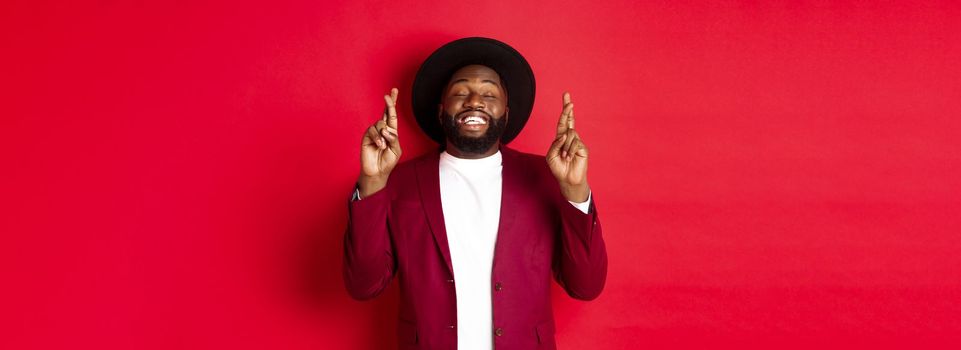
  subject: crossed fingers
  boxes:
[551,92,587,160]
[371,88,399,150]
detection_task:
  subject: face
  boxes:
[438,65,509,155]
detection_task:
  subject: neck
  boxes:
[445,142,500,159]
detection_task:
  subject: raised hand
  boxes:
[547,92,591,202]
[358,88,401,198]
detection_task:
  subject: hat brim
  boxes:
[411,37,535,145]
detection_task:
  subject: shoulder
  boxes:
[402,148,440,167]
[387,148,440,183]
[502,146,565,202]
[502,146,556,185]
[502,146,547,170]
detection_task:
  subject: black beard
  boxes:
[441,111,508,155]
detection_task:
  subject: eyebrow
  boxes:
[450,78,500,86]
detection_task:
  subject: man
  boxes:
[343,37,607,350]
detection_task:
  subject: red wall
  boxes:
[3,1,960,349]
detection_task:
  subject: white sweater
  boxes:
[438,150,590,349]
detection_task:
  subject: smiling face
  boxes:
[438,65,509,158]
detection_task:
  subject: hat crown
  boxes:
[411,37,536,145]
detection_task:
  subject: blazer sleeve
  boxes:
[342,187,396,300]
[553,194,608,301]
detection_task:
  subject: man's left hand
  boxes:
[547,92,591,203]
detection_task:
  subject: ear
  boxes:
[437,104,443,123]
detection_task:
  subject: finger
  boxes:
[381,128,397,150]
[564,92,575,130]
[381,88,397,122]
[385,92,399,129]
[383,126,398,136]
[374,123,388,149]
[382,126,401,156]
[376,120,388,149]
[562,130,579,159]
[381,127,394,140]
[546,133,567,161]
[572,138,589,158]
[381,126,399,143]
[557,101,574,135]
[365,125,383,148]
[574,140,591,158]
[567,139,580,160]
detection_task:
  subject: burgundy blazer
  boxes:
[343,145,607,349]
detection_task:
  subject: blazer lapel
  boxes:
[492,145,519,270]
[416,151,454,276]
[415,146,522,276]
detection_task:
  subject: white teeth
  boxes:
[462,116,487,125]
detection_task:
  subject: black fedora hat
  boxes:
[411,37,535,145]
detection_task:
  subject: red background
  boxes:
[3,1,960,349]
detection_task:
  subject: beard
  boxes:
[440,110,508,155]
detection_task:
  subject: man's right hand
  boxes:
[358,88,401,198]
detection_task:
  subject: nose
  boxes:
[463,93,485,110]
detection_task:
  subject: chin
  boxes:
[441,113,506,153]
[458,132,486,138]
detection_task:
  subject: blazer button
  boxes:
[494,328,504,337]
[494,282,503,291]
[447,279,454,284]
[448,325,456,329]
